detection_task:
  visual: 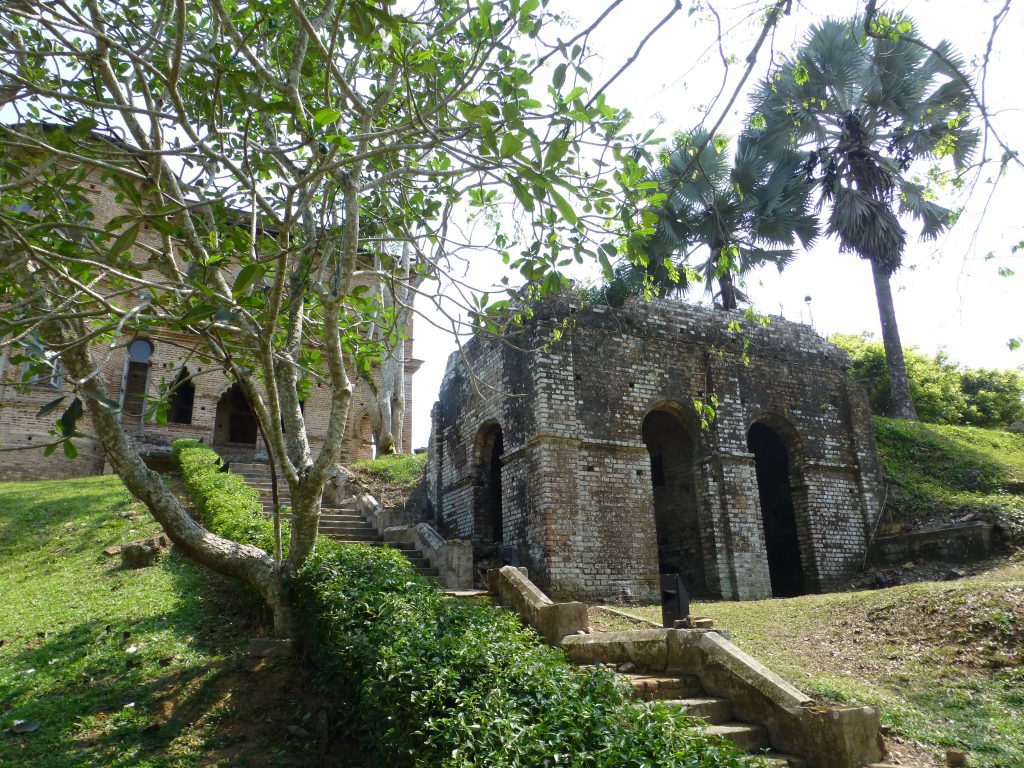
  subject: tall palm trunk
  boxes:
[870,259,918,420]
[718,270,738,310]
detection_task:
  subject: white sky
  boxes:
[408,0,1024,448]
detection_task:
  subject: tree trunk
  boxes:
[375,348,403,454]
[870,259,918,420]
[718,270,738,310]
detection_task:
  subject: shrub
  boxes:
[173,439,752,766]
[831,333,1024,427]
[288,542,752,768]
[171,439,284,555]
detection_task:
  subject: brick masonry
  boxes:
[0,179,417,480]
[427,297,884,603]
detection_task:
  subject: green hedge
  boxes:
[173,438,752,767]
[171,439,285,555]
[289,543,752,768]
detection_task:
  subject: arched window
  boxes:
[121,338,154,432]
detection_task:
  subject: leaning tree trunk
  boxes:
[59,337,294,635]
[870,259,918,420]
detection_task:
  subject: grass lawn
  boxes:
[0,475,335,768]
[609,561,1024,768]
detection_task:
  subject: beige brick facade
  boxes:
[0,176,417,480]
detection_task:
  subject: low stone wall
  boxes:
[486,566,589,645]
[872,521,994,564]
[415,523,472,589]
[561,629,883,768]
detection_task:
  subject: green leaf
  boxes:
[109,222,140,260]
[36,396,67,418]
[58,397,84,438]
[544,138,569,168]
[314,108,343,127]
[233,264,265,299]
[553,63,566,89]
[564,86,586,103]
[324,134,356,152]
[180,303,218,325]
[509,178,534,211]
[548,188,577,225]
[80,390,122,412]
[499,133,524,159]
[63,440,78,459]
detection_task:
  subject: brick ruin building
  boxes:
[426,298,885,603]
[0,162,418,482]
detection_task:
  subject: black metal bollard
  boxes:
[660,573,690,628]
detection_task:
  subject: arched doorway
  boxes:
[747,422,805,597]
[642,408,707,597]
[214,384,258,446]
[475,423,504,545]
[167,368,195,425]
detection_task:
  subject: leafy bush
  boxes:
[289,542,752,768]
[171,439,284,555]
[831,333,1024,427]
[173,439,751,766]
[352,451,427,490]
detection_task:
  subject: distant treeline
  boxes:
[831,334,1024,428]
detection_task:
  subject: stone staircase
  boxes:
[234,462,439,580]
[625,673,803,766]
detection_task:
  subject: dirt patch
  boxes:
[823,585,1024,674]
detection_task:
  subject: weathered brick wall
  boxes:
[429,297,885,602]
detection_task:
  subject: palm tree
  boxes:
[752,16,978,419]
[645,129,818,310]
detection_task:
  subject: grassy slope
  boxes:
[0,476,328,768]
[350,452,427,509]
[874,417,1024,539]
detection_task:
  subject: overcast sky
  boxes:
[409,0,1024,447]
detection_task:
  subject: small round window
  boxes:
[127,338,154,363]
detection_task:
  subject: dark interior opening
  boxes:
[215,384,258,445]
[168,370,195,425]
[642,409,707,597]
[477,425,504,544]
[747,422,805,597]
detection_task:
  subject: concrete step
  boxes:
[319,513,365,522]
[416,567,440,578]
[322,532,381,543]
[231,462,272,474]
[628,675,703,701]
[661,697,732,724]
[705,722,769,753]
[759,754,807,768]
[319,526,377,537]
